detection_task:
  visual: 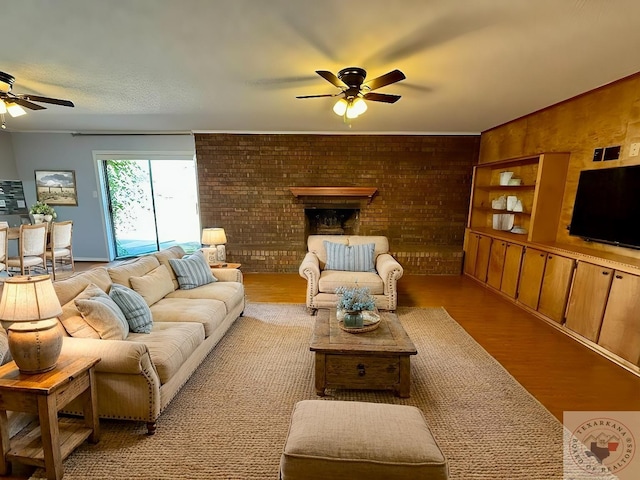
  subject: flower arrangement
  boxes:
[335,285,376,313]
[29,201,57,218]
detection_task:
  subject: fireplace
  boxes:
[305,208,360,236]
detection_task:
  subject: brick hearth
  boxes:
[195,133,479,273]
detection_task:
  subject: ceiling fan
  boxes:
[0,71,74,129]
[296,67,405,120]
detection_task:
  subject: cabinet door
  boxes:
[565,262,613,342]
[598,271,640,366]
[474,235,492,282]
[487,240,507,289]
[517,247,547,309]
[500,243,524,298]
[537,254,575,323]
[464,233,480,276]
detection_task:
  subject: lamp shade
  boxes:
[0,275,62,324]
[201,227,227,246]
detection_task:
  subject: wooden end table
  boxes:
[210,263,241,270]
[0,356,101,480]
[310,309,417,398]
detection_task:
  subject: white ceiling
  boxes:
[3,0,640,134]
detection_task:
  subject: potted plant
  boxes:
[335,285,376,328]
[29,201,57,223]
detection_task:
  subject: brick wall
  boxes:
[195,133,479,273]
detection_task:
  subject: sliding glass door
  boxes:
[102,158,200,258]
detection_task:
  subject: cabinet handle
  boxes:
[602,271,610,276]
[615,274,623,279]
[357,364,366,377]
[540,254,545,257]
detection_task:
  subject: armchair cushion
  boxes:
[324,241,376,273]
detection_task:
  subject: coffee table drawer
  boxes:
[325,355,400,388]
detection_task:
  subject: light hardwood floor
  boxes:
[244,272,640,420]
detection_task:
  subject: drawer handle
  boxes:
[357,364,366,377]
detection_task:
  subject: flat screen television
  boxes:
[569,164,640,249]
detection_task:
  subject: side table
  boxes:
[210,262,241,270]
[0,356,101,480]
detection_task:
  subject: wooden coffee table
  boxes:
[310,308,417,398]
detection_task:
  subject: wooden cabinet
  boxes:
[565,262,613,342]
[598,271,640,366]
[486,239,524,297]
[517,247,547,309]
[464,232,492,282]
[537,254,575,323]
[467,153,570,243]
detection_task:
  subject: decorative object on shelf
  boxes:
[506,195,518,211]
[507,178,522,186]
[34,170,78,206]
[493,213,514,231]
[29,201,57,223]
[513,199,524,212]
[510,226,528,235]
[335,285,379,331]
[201,227,227,264]
[0,274,63,373]
[491,195,507,210]
[499,171,514,185]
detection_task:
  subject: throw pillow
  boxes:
[75,289,129,340]
[168,250,217,290]
[58,283,105,339]
[324,241,376,273]
[129,264,176,306]
[109,284,153,334]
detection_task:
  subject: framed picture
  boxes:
[34,170,78,206]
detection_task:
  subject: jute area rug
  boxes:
[30,304,605,479]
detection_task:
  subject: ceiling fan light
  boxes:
[0,101,6,114]
[351,97,367,116]
[6,103,26,118]
[333,98,348,116]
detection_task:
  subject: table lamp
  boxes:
[201,227,227,264]
[0,275,63,373]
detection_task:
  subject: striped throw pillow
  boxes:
[169,250,217,290]
[324,241,376,273]
[109,284,153,334]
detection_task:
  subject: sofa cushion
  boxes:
[53,267,113,306]
[169,250,217,290]
[108,255,161,289]
[165,281,244,314]
[127,322,205,384]
[109,284,153,334]
[154,246,186,290]
[59,283,113,339]
[324,241,376,273]
[75,288,129,340]
[149,298,227,338]
[318,270,384,295]
[129,264,176,306]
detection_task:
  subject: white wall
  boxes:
[0,132,18,179]
[10,133,196,260]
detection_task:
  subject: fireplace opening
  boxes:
[305,208,360,236]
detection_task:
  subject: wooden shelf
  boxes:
[476,185,536,191]
[289,187,377,200]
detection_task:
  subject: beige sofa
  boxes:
[1,246,244,435]
[299,235,403,313]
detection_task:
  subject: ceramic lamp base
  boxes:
[4,319,62,374]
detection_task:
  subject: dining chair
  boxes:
[46,220,75,280]
[7,223,48,275]
[0,227,8,273]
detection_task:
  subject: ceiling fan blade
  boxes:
[9,97,47,110]
[315,70,345,88]
[363,92,401,104]
[296,93,339,99]
[18,94,74,107]
[364,70,406,91]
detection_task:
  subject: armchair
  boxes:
[299,235,403,314]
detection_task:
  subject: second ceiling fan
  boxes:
[296,67,405,119]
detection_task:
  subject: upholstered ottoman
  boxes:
[280,400,449,480]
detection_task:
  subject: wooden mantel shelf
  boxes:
[289,187,378,201]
